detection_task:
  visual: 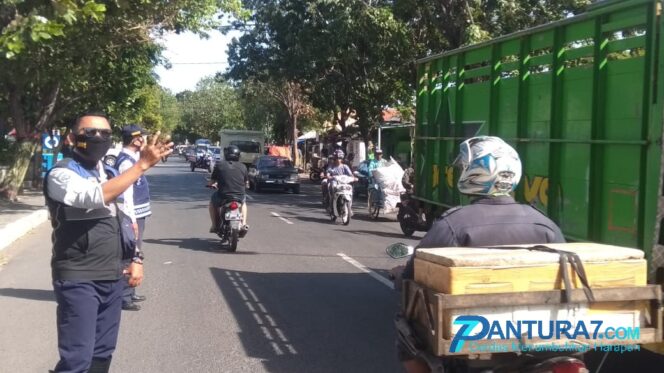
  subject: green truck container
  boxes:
[410,0,664,278]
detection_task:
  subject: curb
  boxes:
[0,209,49,252]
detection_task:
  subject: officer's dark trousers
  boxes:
[53,279,123,373]
[123,217,145,304]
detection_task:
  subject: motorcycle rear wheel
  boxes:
[190,163,195,172]
[229,228,239,252]
[398,212,416,237]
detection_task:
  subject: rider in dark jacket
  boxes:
[208,145,249,233]
[399,136,565,373]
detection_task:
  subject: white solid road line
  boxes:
[270,211,294,225]
[337,253,394,290]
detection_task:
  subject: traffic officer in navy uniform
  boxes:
[115,124,152,311]
[395,136,565,373]
[45,111,172,373]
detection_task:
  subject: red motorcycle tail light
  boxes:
[229,201,239,210]
[549,361,588,373]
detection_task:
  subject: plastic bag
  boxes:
[372,158,406,196]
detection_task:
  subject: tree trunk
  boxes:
[0,139,38,201]
[291,115,299,170]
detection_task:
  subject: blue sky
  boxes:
[154,30,243,94]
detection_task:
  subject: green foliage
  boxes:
[0,0,244,197]
[228,0,414,139]
[237,80,285,142]
[0,1,106,58]
[175,76,245,142]
[393,0,592,56]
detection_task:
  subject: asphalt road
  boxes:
[0,159,420,373]
[2,159,664,373]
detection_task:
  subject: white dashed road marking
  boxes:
[270,212,294,225]
[226,271,298,355]
[337,253,394,290]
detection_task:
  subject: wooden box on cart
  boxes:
[402,280,663,356]
[413,243,647,295]
[404,243,662,356]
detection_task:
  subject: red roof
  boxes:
[381,108,401,123]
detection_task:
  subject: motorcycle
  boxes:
[397,193,431,237]
[386,243,588,373]
[326,174,355,225]
[207,185,244,252]
[191,153,212,172]
[310,166,323,182]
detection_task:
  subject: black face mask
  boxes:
[73,134,112,168]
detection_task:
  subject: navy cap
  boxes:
[121,124,146,139]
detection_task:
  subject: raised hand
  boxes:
[138,131,174,171]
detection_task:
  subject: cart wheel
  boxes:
[368,190,380,219]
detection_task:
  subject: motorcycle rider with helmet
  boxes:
[322,149,354,211]
[207,145,249,235]
[395,136,565,373]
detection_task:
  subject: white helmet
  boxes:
[454,136,522,196]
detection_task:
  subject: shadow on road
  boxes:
[292,215,333,224]
[210,268,401,373]
[144,237,245,253]
[351,214,396,223]
[334,229,417,240]
[0,288,54,302]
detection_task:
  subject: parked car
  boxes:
[248,156,300,194]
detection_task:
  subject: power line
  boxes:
[169,62,228,65]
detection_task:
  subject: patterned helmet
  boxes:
[454,136,522,196]
[333,149,345,160]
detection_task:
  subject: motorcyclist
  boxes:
[323,150,354,210]
[207,145,249,235]
[367,148,388,176]
[395,136,565,373]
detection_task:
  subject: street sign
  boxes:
[42,131,60,150]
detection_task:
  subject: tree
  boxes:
[177,77,245,142]
[238,80,284,143]
[257,79,313,165]
[393,0,592,56]
[0,1,106,58]
[120,85,181,134]
[227,0,413,141]
[0,1,243,200]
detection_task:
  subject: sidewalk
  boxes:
[0,188,48,252]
